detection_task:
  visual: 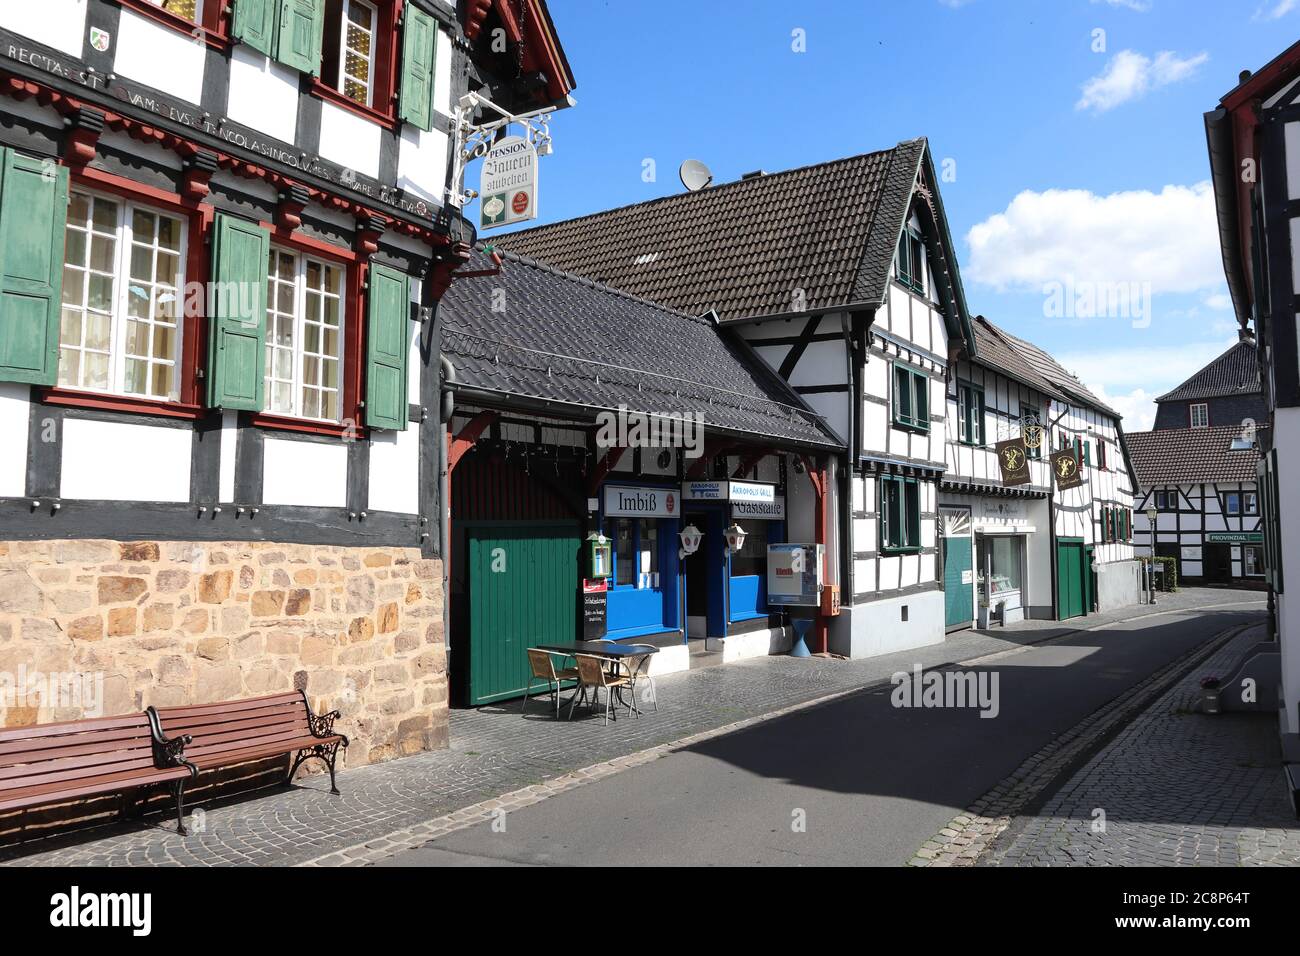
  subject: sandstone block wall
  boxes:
[0,539,448,765]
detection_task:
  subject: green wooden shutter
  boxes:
[207,214,269,411]
[366,263,410,431]
[233,0,279,57]
[399,3,437,130]
[0,149,68,386]
[276,0,324,75]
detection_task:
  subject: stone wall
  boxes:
[0,539,447,765]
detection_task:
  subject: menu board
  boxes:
[581,580,607,640]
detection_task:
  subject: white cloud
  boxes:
[1091,0,1152,10]
[965,181,1221,295]
[1203,291,1233,310]
[1052,338,1238,430]
[1077,49,1208,112]
[1255,0,1298,19]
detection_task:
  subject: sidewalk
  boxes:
[986,622,1300,866]
[0,588,1264,866]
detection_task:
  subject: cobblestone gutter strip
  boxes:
[299,680,885,867]
[908,621,1262,868]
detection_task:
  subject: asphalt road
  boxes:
[379,604,1266,867]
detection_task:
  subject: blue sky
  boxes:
[485,0,1296,430]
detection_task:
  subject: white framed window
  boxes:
[322,0,377,107]
[265,248,345,422]
[59,191,186,401]
[1190,402,1209,428]
[1244,545,1264,576]
[149,0,203,22]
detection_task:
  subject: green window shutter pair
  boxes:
[208,213,411,431]
[399,3,438,130]
[0,148,68,386]
[233,0,324,76]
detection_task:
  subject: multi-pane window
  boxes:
[895,228,925,293]
[323,0,377,106]
[1155,490,1178,511]
[892,363,929,432]
[957,382,984,446]
[1245,545,1264,577]
[1190,403,1209,428]
[265,249,345,421]
[149,0,202,21]
[880,475,921,552]
[59,191,185,400]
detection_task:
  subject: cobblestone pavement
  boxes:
[983,623,1300,866]
[0,588,1263,866]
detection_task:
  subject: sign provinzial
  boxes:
[1050,449,1083,491]
[996,438,1030,486]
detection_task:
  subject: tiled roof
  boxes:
[1155,340,1260,401]
[969,317,1116,415]
[1125,425,1263,487]
[491,141,928,324]
[439,248,842,449]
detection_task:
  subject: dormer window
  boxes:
[895,228,925,295]
[1190,402,1209,428]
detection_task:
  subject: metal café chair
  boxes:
[625,650,658,714]
[523,648,579,719]
[571,654,635,725]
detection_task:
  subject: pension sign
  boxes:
[480,135,538,229]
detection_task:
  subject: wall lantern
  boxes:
[1145,507,1158,522]
[678,524,703,560]
[724,523,747,554]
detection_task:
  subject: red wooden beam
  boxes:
[449,410,499,473]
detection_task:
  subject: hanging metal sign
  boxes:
[479,135,538,229]
[1051,449,1083,491]
[996,438,1030,486]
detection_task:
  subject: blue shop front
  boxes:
[597,478,785,644]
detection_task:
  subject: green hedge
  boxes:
[1136,556,1178,592]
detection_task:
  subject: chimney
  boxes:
[740,170,767,180]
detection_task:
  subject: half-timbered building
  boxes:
[495,138,981,657]
[1129,339,1265,585]
[0,0,573,759]
[1203,40,1300,772]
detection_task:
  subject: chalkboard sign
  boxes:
[581,582,607,640]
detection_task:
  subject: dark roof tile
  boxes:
[1125,425,1262,487]
[1155,340,1261,401]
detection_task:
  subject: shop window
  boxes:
[731,521,770,579]
[881,475,921,552]
[322,0,378,107]
[607,518,662,588]
[978,535,1023,604]
[892,363,929,432]
[1190,403,1209,428]
[1244,545,1264,577]
[957,382,984,446]
[265,248,345,422]
[58,191,186,401]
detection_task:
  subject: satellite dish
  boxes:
[679,159,713,192]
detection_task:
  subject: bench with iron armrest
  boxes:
[148,690,347,795]
[0,712,196,835]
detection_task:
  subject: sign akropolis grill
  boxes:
[1050,449,1083,491]
[996,438,1030,486]
[480,135,538,229]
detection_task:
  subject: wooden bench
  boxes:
[149,690,348,795]
[0,712,195,834]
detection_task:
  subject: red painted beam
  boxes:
[449,410,499,473]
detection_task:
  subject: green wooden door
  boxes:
[1056,540,1086,621]
[467,523,580,706]
[943,533,973,628]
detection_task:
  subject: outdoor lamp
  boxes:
[724,523,747,554]
[678,524,703,559]
[1145,507,1157,522]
